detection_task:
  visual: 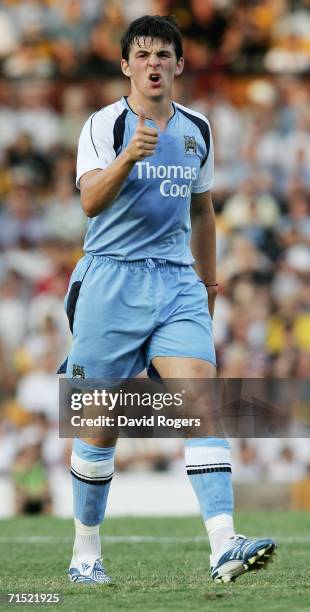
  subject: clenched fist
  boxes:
[126,106,158,162]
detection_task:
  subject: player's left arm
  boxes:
[191,190,217,319]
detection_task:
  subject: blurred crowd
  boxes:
[0,0,310,78]
[0,0,309,515]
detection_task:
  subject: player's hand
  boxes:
[125,106,158,162]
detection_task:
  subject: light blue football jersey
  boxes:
[76,97,214,264]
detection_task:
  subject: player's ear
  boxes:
[175,57,184,77]
[121,59,131,78]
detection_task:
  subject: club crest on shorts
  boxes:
[184,135,197,155]
[72,364,85,379]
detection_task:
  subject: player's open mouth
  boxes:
[149,74,161,85]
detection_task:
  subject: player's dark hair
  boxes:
[121,15,183,61]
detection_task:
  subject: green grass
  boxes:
[0,513,309,611]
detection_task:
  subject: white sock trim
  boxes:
[73,519,101,562]
[205,513,234,535]
[205,514,235,560]
[185,446,231,469]
[74,518,100,536]
[71,452,114,480]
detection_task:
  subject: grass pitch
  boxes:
[0,512,309,611]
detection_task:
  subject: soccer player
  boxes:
[59,15,276,584]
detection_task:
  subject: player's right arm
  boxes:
[80,107,158,218]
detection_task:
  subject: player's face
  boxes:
[121,38,184,99]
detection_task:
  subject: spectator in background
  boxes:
[217,235,272,284]
[5,0,52,39]
[2,33,55,79]
[0,80,20,156]
[179,0,229,51]
[43,177,86,242]
[0,171,48,248]
[16,350,60,422]
[52,0,91,51]
[265,33,310,75]
[80,0,126,77]
[266,446,307,483]
[277,190,310,248]
[232,440,263,483]
[13,440,50,515]
[59,86,89,150]
[14,82,61,152]
[0,4,18,59]
[0,270,27,354]
[5,132,51,189]
[0,418,18,517]
[221,178,280,246]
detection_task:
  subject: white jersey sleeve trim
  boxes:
[76,100,125,189]
[191,125,214,193]
[176,102,214,193]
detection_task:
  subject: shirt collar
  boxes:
[122,96,176,124]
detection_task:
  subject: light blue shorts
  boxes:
[58,254,216,379]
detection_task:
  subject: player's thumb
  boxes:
[137,106,146,127]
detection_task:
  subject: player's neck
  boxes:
[127,94,174,131]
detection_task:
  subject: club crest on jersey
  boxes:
[72,364,85,379]
[184,135,197,155]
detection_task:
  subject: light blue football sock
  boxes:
[71,439,115,527]
[185,438,235,554]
